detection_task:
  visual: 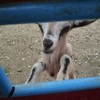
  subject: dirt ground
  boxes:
[0,20,100,85]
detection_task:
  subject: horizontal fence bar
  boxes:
[13,76,100,97]
[0,0,100,25]
[0,66,12,97]
[0,0,43,4]
[0,0,55,4]
[0,0,63,4]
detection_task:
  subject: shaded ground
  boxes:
[0,20,100,84]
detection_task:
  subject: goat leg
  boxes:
[56,54,72,80]
[25,61,44,84]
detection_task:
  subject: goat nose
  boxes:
[43,39,53,48]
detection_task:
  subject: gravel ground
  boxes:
[0,20,100,84]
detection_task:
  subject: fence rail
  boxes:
[0,0,100,99]
[0,0,100,25]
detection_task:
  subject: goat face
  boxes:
[38,21,73,54]
[38,20,96,54]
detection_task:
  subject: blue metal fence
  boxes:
[13,77,100,97]
[0,0,100,25]
[0,67,12,97]
[0,66,100,98]
[0,0,100,99]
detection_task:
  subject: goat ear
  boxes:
[72,19,96,28]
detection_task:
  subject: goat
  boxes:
[25,19,96,83]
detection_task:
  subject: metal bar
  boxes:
[0,66,12,97]
[0,0,100,25]
[0,0,56,4]
[12,76,100,97]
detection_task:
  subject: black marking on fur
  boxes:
[61,26,70,34]
[50,72,54,77]
[47,31,53,36]
[59,26,71,40]
[38,24,44,34]
[63,58,70,74]
[70,55,72,58]
[28,67,36,83]
[40,62,43,66]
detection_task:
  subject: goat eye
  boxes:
[38,25,44,34]
[59,26,71,38]
[61,26,70,34]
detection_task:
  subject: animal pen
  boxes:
[0,0,100,100]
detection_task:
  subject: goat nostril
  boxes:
[43,39,53,48]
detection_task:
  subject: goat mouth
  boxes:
[43,49,54,54]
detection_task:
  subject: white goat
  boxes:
[26,20,96,83]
